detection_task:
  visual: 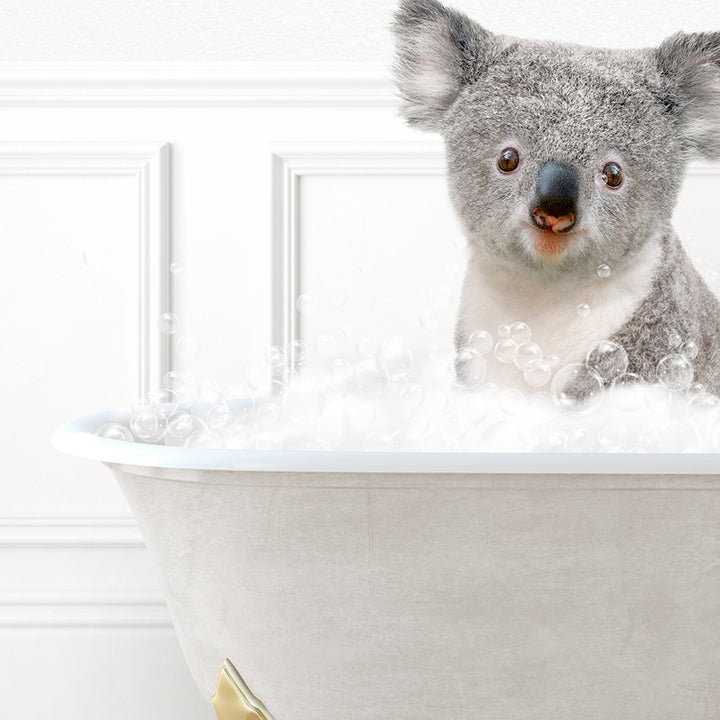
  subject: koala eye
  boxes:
[497,148,520,173]
[601,162,623,188]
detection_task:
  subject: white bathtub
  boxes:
[53,408,720,719]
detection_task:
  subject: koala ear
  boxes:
[392,0,495,131]
[656,32,720,160]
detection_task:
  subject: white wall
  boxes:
[1,2,719,719]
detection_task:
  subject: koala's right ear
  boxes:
[392,0,496,131]
[656,32,720,160]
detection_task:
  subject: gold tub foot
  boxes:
[212,659,276,720]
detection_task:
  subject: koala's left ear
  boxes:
[656,32,720,160]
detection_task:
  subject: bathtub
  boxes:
[53,408,720,719]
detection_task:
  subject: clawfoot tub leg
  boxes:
[212,659,276,720]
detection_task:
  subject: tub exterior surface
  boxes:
[108,462,720,720]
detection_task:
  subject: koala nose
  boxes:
[532,161,579,233]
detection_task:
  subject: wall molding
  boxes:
[0,62,395,107]
[0,142,172,398]
[270,141,445,363]
[0,515,171,629]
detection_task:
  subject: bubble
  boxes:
[494,338,518,364]
[452,347,487,389]
[264,345,286,371]
[352,362,388,396]
[689,392,720,412]
[283,380,325,423]
[163,370,188,392]
[364,431,394,452]
[565,427,598,453]
[586,340,628,382]
[497,323,511,338]
[224,423,250,449]
[514,342,542,370]
[523,359,552,388]
[610,372,644,411]
[467,330,493,355]
[551,363,604,414]
[597,263,611,278]
[496,388,525,416]
[667,328,683,349]
[257,401,281,428]
[185,429,224,449]
[315,334,337,356]
[177,335,201,359]
[687,382,705,399]
[425,342,447,364]
[681,340,699,360]
[401,382,425,410]
[508,322,532,345]
[329,357,353,384]
[158,312,178,335]
[169,261,184,277]
[391,429,424,451]
[130,409,163,441]
[205,403,233,431]
[296,294,319,315]
[356,335,378,357]
[657,354,694,392]
[198,379,221,403]
[166,411,194,439]
[253,432,283,451]
[419,308,443,331]
[598,421,629,450]
[545,354,560,369]
[287,339,308,365]
[96,423,134,442]
[376,336,414,378]
[577,303,591,318]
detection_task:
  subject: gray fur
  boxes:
[393,0,720,394]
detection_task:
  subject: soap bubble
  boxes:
[177,335,201,359]
[666,328,683,349]
[545,354,560,369]
[392,429,424,451]
[598,421,629,450]
[315,334,337,356]
[264,345,286,371]
[681,340,699,360]
[296,294,319,315]
[687,382,705,399]
[400,382,425,411]
[130,409,164,441]
[508,322,532,345]
[551,363,604,414]
[364,431,393,452]
[158,312,178,335]
[514,342,542,370]
[452,347,487,389]
[523,359,552,387]
[597,264,611,278]
[352,362,388,396]
[257,401,281,428]
[169,261,184,277]
[577,303,591,318]
[356,335,378,357]
[586,340,628,382]
[494,338,518,364]
[206,403,234,431]
[467,329,493,355]
[425,342,447,364]
[498,388,525,416]
[185,429,224,449]
[376,336,413,378]
[565,427,598,453]
[253,432,283,451]
[688,392,720,413]
[283,379,325,423]
[610,373,644,411]
[287,339,308,367]
[224,423,250,449]
[657,354,694,391]
[329,357,353,384]
[96,423,134,442]
[166,411,194,439]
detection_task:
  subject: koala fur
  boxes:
[392,0,720,395]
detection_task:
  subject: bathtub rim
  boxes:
[52,407,720,475]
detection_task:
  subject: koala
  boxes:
[392,0,720,396]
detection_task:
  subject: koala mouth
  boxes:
[526,218,581,259]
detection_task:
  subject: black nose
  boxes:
[532,161,579,227]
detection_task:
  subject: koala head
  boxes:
[393,0,720,280]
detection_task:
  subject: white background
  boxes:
[0,1,718,718]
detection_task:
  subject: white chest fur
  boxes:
[456,241,662,387]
